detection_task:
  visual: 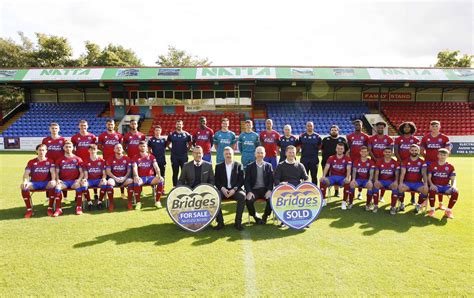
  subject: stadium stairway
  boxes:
[139,119,153,135]
[368,105,397,135]
[0,110,27,134]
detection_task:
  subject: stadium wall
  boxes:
[2,135,473,154]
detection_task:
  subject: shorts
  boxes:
[404,182,424,192]
[31,181,49,190]
[264,156,277,170]
[326,176,346,186]
[140,176,155,185]
[355,179,370,188]
[62,180,76,189]
[202,154,212,163]
[87,179,102,188]
[112,177,128,187]
[378,180,395,189]
[435,185,454,194]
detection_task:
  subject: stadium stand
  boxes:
[148,112,241,135]
[382,102,474,136]
[1,103,108,137]
[253,102,370,135]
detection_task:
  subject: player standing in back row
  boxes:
[193,116,214,163]
[214,118,237,165]
[167,120,192,186]
[298,121,322,185]
[259,119,280,169]
[238,120,260,169]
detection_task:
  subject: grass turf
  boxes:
[0,152,472,296]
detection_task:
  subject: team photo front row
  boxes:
[20,139,458,230]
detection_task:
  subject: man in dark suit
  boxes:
[244,146,274,224]
[177,146,215,188]
[214,147,246,231]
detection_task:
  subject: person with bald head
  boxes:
[177,146,214,188]
[298,121,322,184]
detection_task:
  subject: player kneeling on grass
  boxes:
[105,144,133,211]
[20,144,57,218]
[80,144,107,211]
[423,148,458,219]
[132,141,164,210]
[319,143,351,208]
[54,141,84,216]
[398,144,428,213]
[373,147,400,215]
[350,146,376,212]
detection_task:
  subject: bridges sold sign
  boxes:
[270,182,324,229]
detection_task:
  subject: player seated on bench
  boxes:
[105,143,133,212]
[398,144,428,213]
[80,144,107,211]
[349,146,376,212]
[54,141,85,217]
[373,146,400,215]
[421,148,458,219]
[319,142,352,209]
[20,144,57,218]
[131,141,164,210]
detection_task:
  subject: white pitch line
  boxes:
[242,230,258,297]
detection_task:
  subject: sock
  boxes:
[349,189,355,204]
[380,189,385,198]
[55,190,63,211]
[428,190,436,208]
[155,182,164,202]
[320,182,327,198]
[21,189,32,209]
[343,183,349,202]
[447,192,458,209]
[417,193,427,205]
[438,193,443,203]
[84,189,91,202]
[93,188,98,196]
[127,187,134,203]
[372,189,379,206]
[47,189,55,208]
[120,187,125,194]
[399,192,405,204]
[62,189,68,198]
[366,190,372,206]
[99,186,107,202]
[75,188,83,207]
[134,185,142,203]
[391,193,398,208]
[107,187,114,205]
[370,190,377,206]
[410,192,415,200]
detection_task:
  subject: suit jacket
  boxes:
[215,161,245,191]
[178,160,215,187]
[244,161,274,193]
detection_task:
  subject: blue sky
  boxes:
[1,0,472,67]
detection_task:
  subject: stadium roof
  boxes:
[0,66,473,83]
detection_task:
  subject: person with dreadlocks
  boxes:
[394,122,420,205]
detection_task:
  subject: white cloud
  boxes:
[1,0,472,67]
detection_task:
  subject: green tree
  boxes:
[156,45,211,67]
[31,33,78,67]
[435,50,473,67]
[78,42,142,66]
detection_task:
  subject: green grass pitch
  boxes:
[0,152,472,296]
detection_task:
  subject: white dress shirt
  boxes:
[225,161,234,189]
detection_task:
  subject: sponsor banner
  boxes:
[451,142,474,154]
[443,68,474,81]
[367,68,448,81]
[101,67,196,80]
[362,92,412,101]
[270,182,324,229]
[0,69,28,81]
[166,183,221,232]
[1,67,473,82]
[184,105,216,112]
[196,67,276,79]
[22,68,105,81]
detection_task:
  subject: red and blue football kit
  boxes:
[98,131,123,161]
[71,132,97,162]
[347,132,369,162]
[123,131,146,160]
[42,136,66,162]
